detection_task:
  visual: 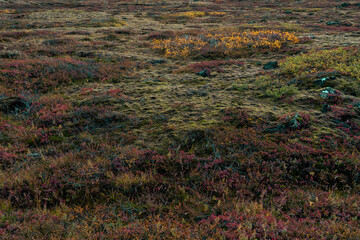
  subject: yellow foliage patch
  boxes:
[166,11,206,19]
[0,9,15,14]
[152,30,299,58]
[207,12,227,16]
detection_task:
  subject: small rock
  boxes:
[321,104,331,113]
[114,29,132,35]
[76,51,95,58]
[196,69,211,77]
[263,61,279,70]
[288,113,301,129]
[337,3,351,8]
[0,50,20,59]
[149,59,166,65]
[326,20,341,26]
[0,97,28,113]
[313,76,336,86]
[320,87,337,98]
[265,113,307,133]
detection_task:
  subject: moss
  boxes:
[279,47,360,80]
[334,77,360,97]
[263,85,299,99]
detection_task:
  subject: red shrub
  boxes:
[0,58,126,93]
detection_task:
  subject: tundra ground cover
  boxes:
[0,58,135,93]
[152,30,299,58]
[0,0,359,239]
[280,47,360,80]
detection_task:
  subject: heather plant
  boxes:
[222,108,252,127]
[0,30,58,40]
[0,146,17,169]
[29,96,134,134]
[276,112,311,131]
[0,58,128,93]
[29,94,73,127]
[1,118,359,238]
[0,116,50,145]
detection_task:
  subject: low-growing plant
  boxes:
[1,1,360,239]
[161,11,206,20]
[280,47,360,80]
[207,12,227,16]
[152,30,299,58]
[177,59,243,74]
[264,84,299,99]
[0,58,129,93]
[87,17,126,27]
[0,30,57,40]
[222,108,252,127]
[146,31,175,40]
[0,9,15,14]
